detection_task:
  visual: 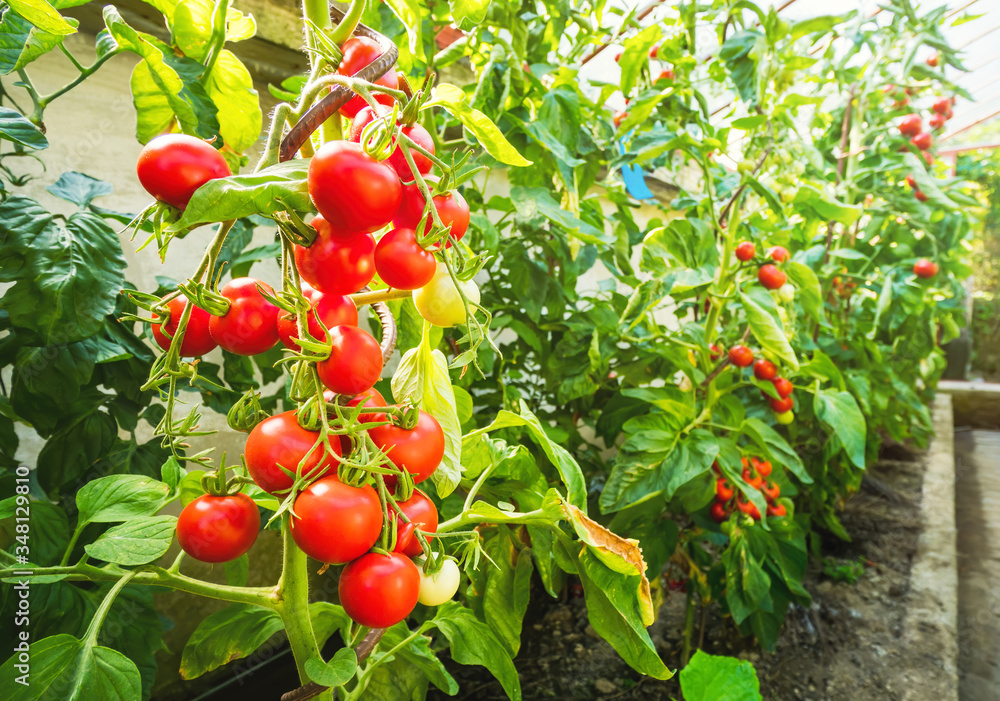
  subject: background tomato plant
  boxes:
[0,0,986,699]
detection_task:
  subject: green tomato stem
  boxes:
[276,514,323,685]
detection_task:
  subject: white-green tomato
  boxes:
[417,558,461,606]
[413,263,481,328]
[778,283,795,303]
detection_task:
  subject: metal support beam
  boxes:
[941,107,1000,142]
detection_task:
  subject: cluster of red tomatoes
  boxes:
[897,96,955,199]
[724,343,796,424]
[735,241,796,303]
[709,457,786,522]
[611,43,674,128]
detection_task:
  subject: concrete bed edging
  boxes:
[896,394,959,700]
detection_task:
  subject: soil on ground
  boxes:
[429,446,930,701]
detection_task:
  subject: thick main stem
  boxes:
[277,516,324,687]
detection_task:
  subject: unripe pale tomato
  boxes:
[176,493,260,563]
[775,410,794,425]
[209,277,280,356]
[777,283,795,303]
[339,551,420,627]
[417,558,461,606]
[368,409,445,484]
[391,489,438,557]
[152,294,217,357]
[913,258,939,278]
[413,263,480,327]
[735,241,755,261]
[757,264,786,290]
[754,359,778,380]
[728,345,754,367]
[245,410,341,494]
[291,476,383,564]
[316,326,383,396]
[294,215,376,294]
[136,134,230,209]
[349,106,435,179]
[336,37,398,118]
[308,141,402,232]
[374,228,437,290]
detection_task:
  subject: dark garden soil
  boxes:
[428,446,929,701]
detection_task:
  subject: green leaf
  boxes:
[869,273,893,339]
[783,261,826,324]
[449,0,491,27]
[509,187,609,244]
[76,474,169,525]
[722,535,771,625]
[433,602,522,700]
[224,554,249,586]
[204,49,261,153]
[180,604,284,679]
[577,549,672,679]
[424,83,531,166]
[465,403,588,509]
[0,12,68,76]
[46,172,112,207]
[1,202,126,345]
[741,418,810,484]
[719,31,762,105]
[309,601,351,648]
[739,287,797,370]
[0,106,47,148]
[792,184,861,225]
[169,160,310,231]
[383,0,423,61]
[36,408,117,493]
[619,24,660,95]
[813,390,866,469]
[0,634,141,700]
[83,515,176,565]
[391,324,463,497]
[363,624,458,698]
[305,648,357,687]
[7,0,76,36]
[482,529,534,655]
[680,649,762,701]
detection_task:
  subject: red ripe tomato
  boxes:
[152,294,217,357]
[374,228,437,290]
[709,502,728,523]
[338,551,420,627]
[767,246,789,262]
[709,344,723,361]
[742,467,764,490]
[926,53,938,67]
[613,109,628,128]
[929,113,946,130]
[932,98,950,115]
[905,174,917,189]
[945,108,954,119]
[393,181,470,243]
[913,258,939,279]
[767,503,787,517]
[898,114,922,136]
[336,387,389,456]
[649,44,659,59]
[277,288,358,351]
[754,359,777,380]
[295,215,376,294]
[910,132,932,150]
[728,345,754,367]
[762,480,781,501]
[349,106,435,179]
[316,326,383,396]
[754,459,772,478]
[613,51,622,63]
[757,264,786,290]
[291,476,383,564]
[715,478,734,502]
[344,387,388,410]
[391,489,438,557]
[176,493,259,563]
[336,37,399,119]
[770,396,794,413]
[209,278,280,355]
[735,241,755,261]
[655,69,674,82]
[308,141,402,233]
[737,495,761,520]
[136,134,230,209]
[367,409,445,484]
[914,189,928,202]
[245,411,341,494]
[772,377,794,398]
